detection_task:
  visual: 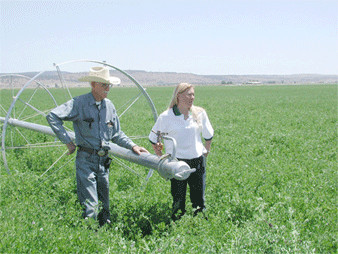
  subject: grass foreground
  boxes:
[0,84,337,253]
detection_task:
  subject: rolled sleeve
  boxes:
[46,99,78,144]
[112,130,136,150]
[201,110,214,141]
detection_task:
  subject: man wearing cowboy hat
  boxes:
[46,66,148,226]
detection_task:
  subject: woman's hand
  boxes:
[204,140,212,157]
[152,142,163,156]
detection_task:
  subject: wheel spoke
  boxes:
[39,155,75,184]
[55,64,73,101]
[17,97,47,117]
[128,135,149,140]
[117,90,144,118]
[0,104,7,115]
[16,85,40,120]
[13,126,31,145]
[19,108,53,122]
[10,76,16,119]
[5,141,64,150]
[40,149,69,177]
[111,157,141,177]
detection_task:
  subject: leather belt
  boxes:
[78,146,108,157]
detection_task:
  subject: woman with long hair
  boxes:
[149,83,214,221]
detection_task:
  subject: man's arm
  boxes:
[46,99,78,154]
[132,145,149,155]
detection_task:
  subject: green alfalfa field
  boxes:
[0,84,337,253]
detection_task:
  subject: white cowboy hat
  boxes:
[78,66,121,85]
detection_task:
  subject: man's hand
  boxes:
[66,142,76,155]
[132,145,149,155]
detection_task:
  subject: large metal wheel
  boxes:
[0,60,158,178]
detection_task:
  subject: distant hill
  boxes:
[0,70,337,88]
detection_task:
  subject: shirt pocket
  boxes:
[105,117,116,140]
[80,116,97,138]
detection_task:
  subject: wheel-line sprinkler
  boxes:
[0,61,193,181]
[0,117,195,181]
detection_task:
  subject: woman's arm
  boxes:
[204,139,212,157]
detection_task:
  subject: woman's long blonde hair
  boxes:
[168,83,204,124]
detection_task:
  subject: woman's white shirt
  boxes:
[149,107,214,159]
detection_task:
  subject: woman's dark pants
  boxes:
[170,156,206,220]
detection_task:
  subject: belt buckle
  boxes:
[97,149,107,157]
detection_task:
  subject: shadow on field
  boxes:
[110,202,172,239]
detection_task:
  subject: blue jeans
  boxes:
[170,156,206,217]
[76,150,110,225]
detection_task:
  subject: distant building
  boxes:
[247,80,261,84]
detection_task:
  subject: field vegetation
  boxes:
[0,84,337,253]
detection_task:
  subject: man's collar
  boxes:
[89,92,104,107]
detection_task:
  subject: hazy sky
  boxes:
[1,0,337,75]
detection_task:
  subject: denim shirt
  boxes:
[46,92,136,150]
